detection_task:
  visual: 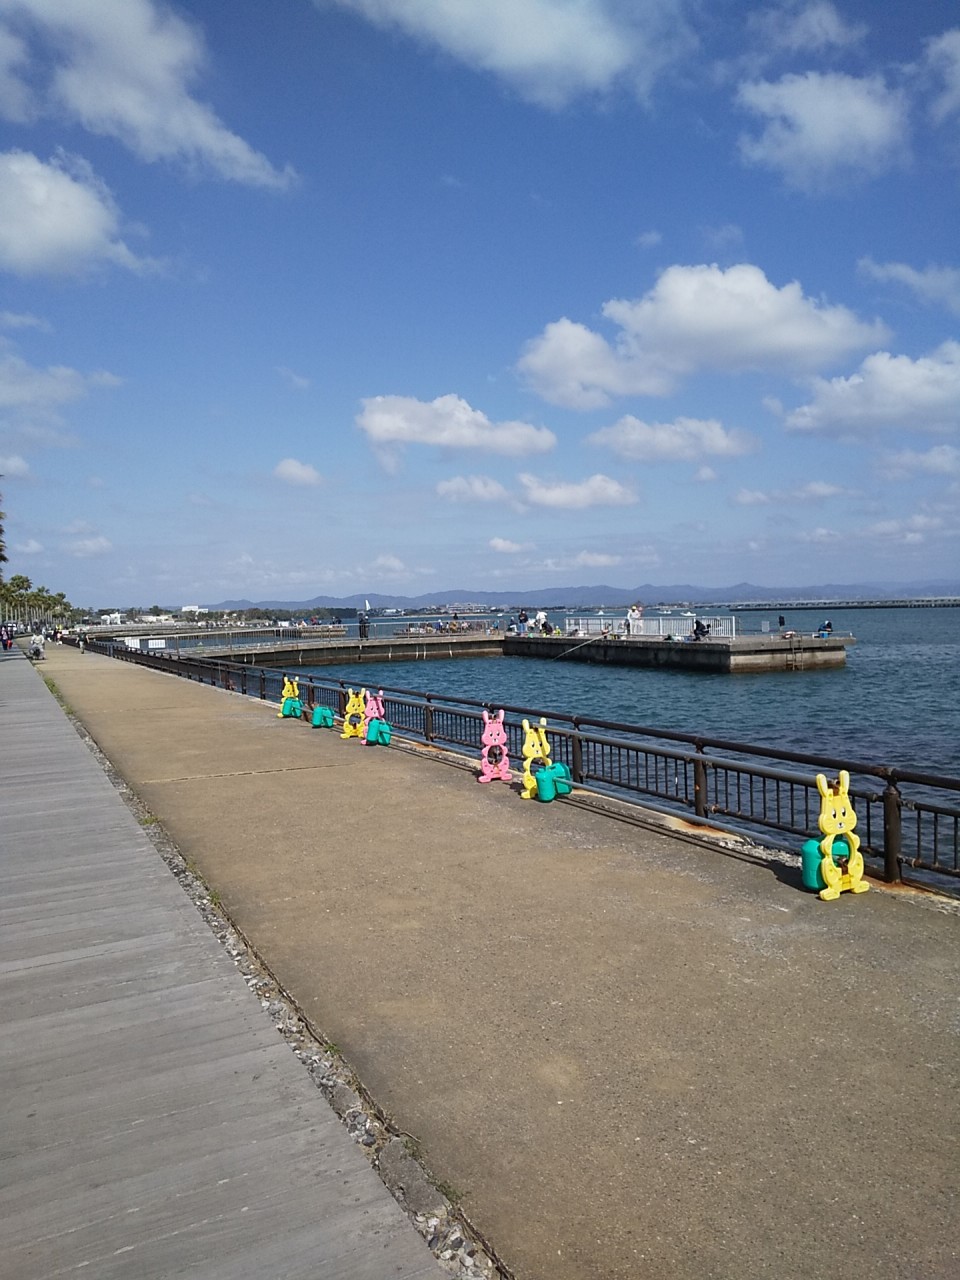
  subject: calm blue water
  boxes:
[301,607,960,777]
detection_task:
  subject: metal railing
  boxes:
[564,615,738,638]
[97,641,960,888]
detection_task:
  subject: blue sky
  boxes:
[0,0,958,607]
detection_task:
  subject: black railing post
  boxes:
[424,696,434,743]
[258,669,266,699]
[571,719,584,784]
[883,779,903,883]
[694,745,708,818]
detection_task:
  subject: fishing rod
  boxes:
[552,632,608,660]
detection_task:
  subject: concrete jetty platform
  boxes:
[175,629,850,672]
[0,649,442,1280]
[8,645,958,1280]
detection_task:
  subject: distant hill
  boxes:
[209,579,960,612]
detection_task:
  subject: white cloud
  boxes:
[748,2,866,55]
[797,525,841,543]
[517,472,635,508]
[273,457,322,486]
[588,415,756,461]
[735,488,771,505]
[694,466,716,482]
[0,0,294,188]
[13,536,42,552]
[927,28,960,124]
[573,550,621,567]
[277,366,311,390]
[878,445,960,478]
[0,348,119,419]
[322,0,696,108]
[737,72,908,188]
[0,150,151,275]
[865,514,942,545]
[437,474,510,502]
[489,536,525,553]
[859,257,960,316]
[793,480,845,499]
[0,24,31,119]
[519,263,887,407]
[784,341,960,434]
[358,393,556,455]
[0,309,48,330]
[0,451,28,474]
[372,552,405,572]
[66,533,111,556]
[636,228,662,248]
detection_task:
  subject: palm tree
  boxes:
[6,574,32,625]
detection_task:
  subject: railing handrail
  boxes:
[95,642,960,885]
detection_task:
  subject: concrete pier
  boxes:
[507,631,851,672]
[189,630,850,673]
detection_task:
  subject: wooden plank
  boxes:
[0,655,441,1280]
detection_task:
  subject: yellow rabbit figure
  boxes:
[815,771,869,900]
[341,687,367,739]
[520,717,552,799]
[278,676,300,717]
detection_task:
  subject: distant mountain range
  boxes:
[209,579,960,612]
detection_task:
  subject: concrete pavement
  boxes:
[17,642,960,1279]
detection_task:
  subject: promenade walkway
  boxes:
[5,644,959,1279]
[0,648,442,1280]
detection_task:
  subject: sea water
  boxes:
[302,607,960,777]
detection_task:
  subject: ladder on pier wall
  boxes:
[786,637,805,670]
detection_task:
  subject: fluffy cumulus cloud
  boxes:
[519,263,887,408]
[784,341,960,434]
[357,394,556,456]
[859,257,960,316]
[66,533,112,556]
[878,445,960,478]
[517,472,635,508]
[437,474,510,502]
[927,28,960,124]
[736,72,909,188]
[747,2,866,55]
[588,415,755,461]
[0,150,151,275]
[322,0,696,107]
[0,0,294,187]
[864,514,942,545]
[0,348,120,419]
[273,457,321,486]
[489,536,525,553]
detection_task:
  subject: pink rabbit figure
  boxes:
[478,708,511,783]
[362,688,386,743]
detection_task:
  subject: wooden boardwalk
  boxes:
[0,650,441,1280]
